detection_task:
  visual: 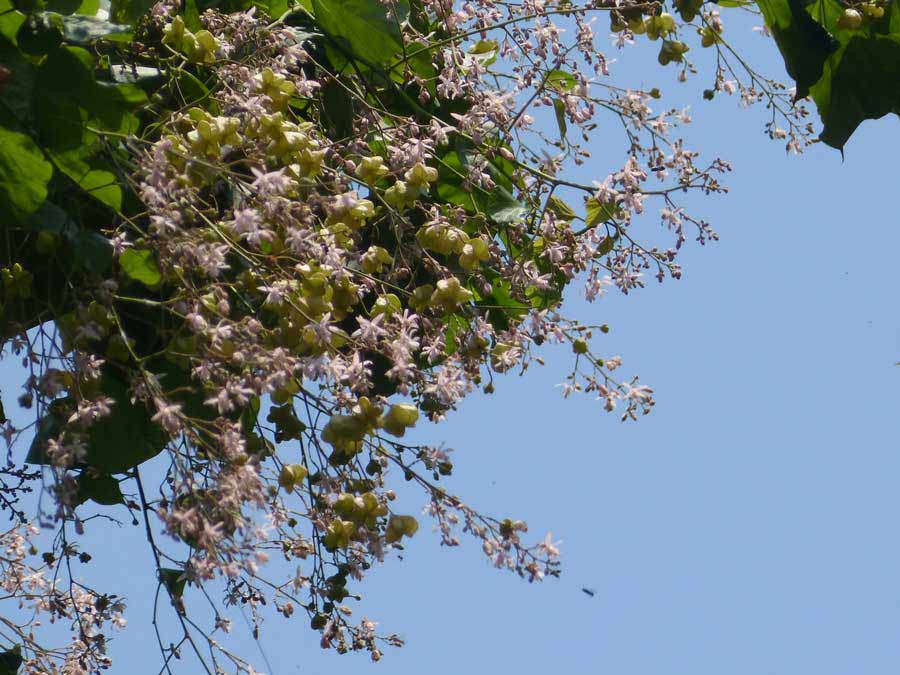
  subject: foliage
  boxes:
[0,0,893,672]
[757,0,900,149]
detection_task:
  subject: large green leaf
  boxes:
[756,0,838,99]
[45,0,99,13]
[816,35,900,149]
[36,45,145,135]
[585,199,622,228]
[436,149,477,210]
[26,369,168,473]
[183,0,202,30]
[0,645,22,675]
[84,370,168,473]
[46,0,84,13]
[34,95,87,152]
[436,142,525,223]
[158,567,187,598]
[0,38,35,122]
[0,0,25,42]
[546,195,576,221]
[31,45,144,210]
[0,127,52,221]
[119,248,162,288]
[485,188,525,224]
[109,0,156,25]
[26,202,114,274]
[26,399,66,465]
[320,80,355,140]
[553,98,567,140]
[51,151,123,210]
[76,472,125,505]
[755,0,900,149]
[545,69,577,92]
[311,0,409,65]
[16,13,64,56]
[256,0,289,18]
[71,230,113,275]
[478,277,528,332]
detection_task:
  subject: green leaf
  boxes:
[816,35,900,149]
[436,150,476,210]
[119,248,162,288]
[109,0,155,25]
[76,0,100,14]
[83,370,168,473]
[150,358,216,423]
[320,80,354,140]
[485,188,525,224]
[546,195,576,221]
[91,81,146,134]
[256,0,288,19]
[74,169,122,210]
[27,201,70,232]
[16,13,63,56]
[26,370,167,473]
[468,39,497,54]
[26,398,67,465]
[479,277,528,332]
[0,38,35,123]
[172,69,211,107]
[34,96,87,152]
[597,231,619,256]
[47,0,99,13]
[553,98,567,139]
[436,141,525,223]
[35,43,95,101]
[31,46,145,203]
[546,69,576,92]
[467,39,498,66]
[158,567,187,598]
[46,0,85,14]
[755,0,900,148]
[756,0,839,100]
[183,0,201,31]
[442,314,468,357]
[266,403,305,442]
[28,204,114,275]
[585,199,621,228]
[241,395,261,434]
[76,472,125,505]
[51,151,122,210]
[0,645,22,675]
[72,230,112,275]
[27,373,165,471]
[311,0,409,65]
[0,127,52,221]
[0,0,26,42]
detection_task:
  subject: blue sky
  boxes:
[4,14,900,675]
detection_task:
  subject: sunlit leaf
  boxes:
[119,248,162,288]
[0,127,52,221]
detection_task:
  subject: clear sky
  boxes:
[3,14,900,675]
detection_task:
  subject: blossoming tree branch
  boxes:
[0,0,896,671]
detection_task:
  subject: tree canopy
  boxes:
[0,0,897,672]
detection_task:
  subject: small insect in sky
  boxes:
[581,587,596,598]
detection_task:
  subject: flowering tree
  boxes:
[0,0,896,671]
